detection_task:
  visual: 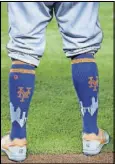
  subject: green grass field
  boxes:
[1,2,113,154]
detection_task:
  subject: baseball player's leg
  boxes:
[54,2,109,155]
[9,60,35,140]
[1,2,53,162]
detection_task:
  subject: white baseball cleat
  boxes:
[1,134,27,162]
[82,129,109,156]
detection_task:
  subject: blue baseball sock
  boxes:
[71,53,99,135]
[9,60,35,140]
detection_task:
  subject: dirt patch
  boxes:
[1,152,114,163]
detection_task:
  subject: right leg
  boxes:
[1,2,53,162]
[54,2,109,155]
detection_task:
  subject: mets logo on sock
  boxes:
[88,76,98,91]
[17,87,32,102]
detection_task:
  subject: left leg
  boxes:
[1,2,53,162]
[1,60,35,162]
[54,2,109,155]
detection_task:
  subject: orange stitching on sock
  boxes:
[17,87,32,102]
[88,76,98,91]
[71,58,95,64]
[10,69,35,75]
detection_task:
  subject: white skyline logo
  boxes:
[10,102,27,128]
[80,97,98,116]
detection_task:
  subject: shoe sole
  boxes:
[83,136,110,156]
[1,147,26,162]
